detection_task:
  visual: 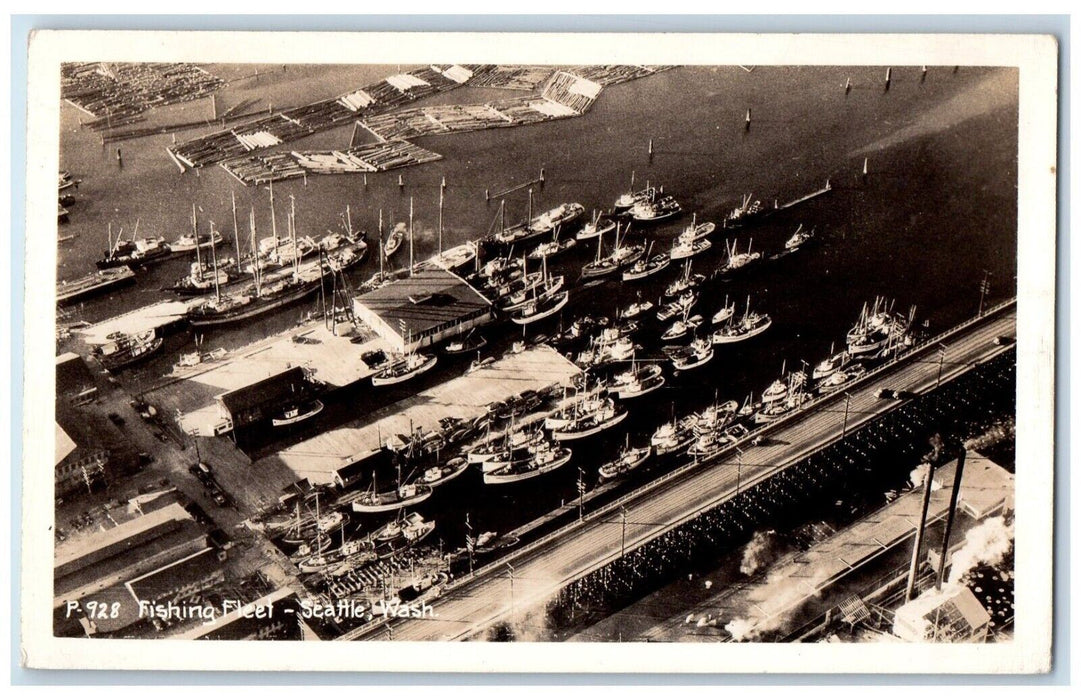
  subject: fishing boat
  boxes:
[421,458,470,488]
[846,298,913,356]
[427,241,477,272]
[94,329,163,372]
[349,479,433,515]
[692,399,739,435]
[651,415,697,456]
[188,276,321,327]
[166,260,239,296]
[552,315,608,347]
[372,352,438,387]
[754,389,812,424]
[468,427,547,467]
[711,297,772,344]
[660,312,704,342]
[576,332,638,369]
[510,289,569,325]
[484,445,573,485]
[550,397,628,441]
[716,238,762,276]
[605,361,666,399]
[686,427,738,459]
[670,233,711,261]
[444,330,487,355]
[384,222,406,258]
[666,337,714,372]
[56,267,136,306]
[598,441,651,482]
[494,198,584,245]
[497,273,564,314]
[272,399,324,427]
[812,344,853,381]
[784,224,815,250]
[575,211,617,241]
[171,347,227,373]
[664,261,706,298]
[169,228,225,253]
[629,193,681,222]
[711,296,737,325]
[816,364,867,393]
[622,247,670,282]
[528,236,577,261]
[723,193,774,229]
[754,370,810,423]
[681,215,716,242]
[613,174,656,212]
[581,223,644,278]
[96,235,173,269]
[656,291,698,322]
[619,297,655,321]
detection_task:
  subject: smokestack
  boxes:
[935,449,968,590]
[904,460,937,602]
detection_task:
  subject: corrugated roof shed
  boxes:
[353,267,490,343]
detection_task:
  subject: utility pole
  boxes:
[507,563,515,617]
[735,447,743,495]
[620,506,628,558]
[978,270,991,317]
[936,344,947,388]
[577,466,585,521]
[842,392,852,438]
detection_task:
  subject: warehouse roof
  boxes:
[354,267,490,341]
[217,366,308,417]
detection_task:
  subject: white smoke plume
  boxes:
[739,530,779,576]
[724,563,827,641]
[948,516,1014,585]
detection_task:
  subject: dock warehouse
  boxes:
[214,366,318,434]
[352,267,492,353]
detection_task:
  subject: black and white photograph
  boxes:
[19,30,1057,673]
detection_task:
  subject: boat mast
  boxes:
[249,208,262,297]
[289,195,300,279]
[499,199,505,234]
[192,203,202,276]
[527,187,533,225]
[437,182,444,257]
[230,192,242,268]
[268,180,278,241]
[408,196,414,277]
[378,208,385,280]
[345,204,353,238]
[209,221,221,302]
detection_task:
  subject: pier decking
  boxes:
[145,321,388,437]
[267,345,580,484]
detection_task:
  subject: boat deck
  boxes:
[265,345,581,484]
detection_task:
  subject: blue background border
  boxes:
[9,13,1070,685]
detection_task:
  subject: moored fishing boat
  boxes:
[96,235,173,270]
[443,331,488,355]
[629,193,681,222]
[619,298,655,321]
[169,228,225,253]
[716,238,762,276]
[384,222,405,259]
[94,329,163,372]
[575,211,617,241]
[550,397,628,441]
[723,193,774,229]
[598,442,651,482]
[56,267,136,305]
[605,361,665,399]
[622,248,670,282]
[816,363,867,393]
[711,297,772,344]
[371,352,438,387]
[711,295,737,325]
[349,481,433,514]
[272,399,324,427]
[650,415,697,456]
[528,236,577,261]
[666,337,714,372]
[421,458,470,488]
[784,223,815,250]
[660,313,704,342]
[657,291,697,322]
[483,445,573,485]
[510,289,569,325]
[664,261,705,298]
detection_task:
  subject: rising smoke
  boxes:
[947,515,1014,585]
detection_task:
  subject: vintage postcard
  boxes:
[21,30,1057,673]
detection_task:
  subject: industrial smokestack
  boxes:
[904,459,937,603]
[935,449,968,590]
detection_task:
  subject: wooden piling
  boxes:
[884,67,892,92]
[845,77,852,95]
[744,109,751,131]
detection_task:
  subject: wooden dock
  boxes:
[269,345,581,484]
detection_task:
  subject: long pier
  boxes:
[344,300,1017,641]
